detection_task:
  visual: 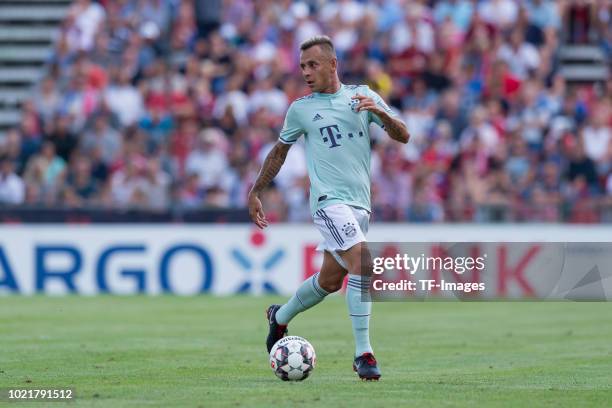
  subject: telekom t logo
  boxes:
[319,124,365,148]
[319,125,342,148]
[230,230,284,294]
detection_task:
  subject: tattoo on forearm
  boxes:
[251,143,290,194]
[380,113,409,143]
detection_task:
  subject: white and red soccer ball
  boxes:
[269,336,316,381]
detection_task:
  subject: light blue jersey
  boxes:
[279,84,397,215]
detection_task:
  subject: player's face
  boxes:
[299,46,336,93]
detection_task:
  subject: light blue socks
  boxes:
[276,272,329,325]
[346,274,373,356]
[276,272,373,357]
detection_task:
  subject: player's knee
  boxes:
[318,275,343,293]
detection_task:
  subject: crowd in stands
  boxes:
[0,0,610,222]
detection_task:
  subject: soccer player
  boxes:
[247,35,410,381]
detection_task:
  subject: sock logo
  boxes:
[342,222,357,238]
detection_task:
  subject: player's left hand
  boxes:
[352,94,385,116]
[247,193,269,229]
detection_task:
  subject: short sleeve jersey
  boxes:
[279,84,397,214]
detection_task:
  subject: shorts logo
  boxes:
[342,222,357,238]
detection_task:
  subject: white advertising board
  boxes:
[0,224,610,298]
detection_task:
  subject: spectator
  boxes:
[104,67,144,127]
[213,75,249,126]
[0,156,25,205]
[203,185,230,208]
[365,60,393,98]
[140,0,172,39]
[480,166,512,221]
[497,29,541,80]
[422,54,452,93]
[479,0,519,30]
[32,77,61,127]
[1,129,26,172]
[109,155,150,208]
[67,0,106,52]
[45,114,79,163]
[505,137,530,184]
[63,154,99,207]
[407,172,444,222]
[402,77,438,112]
[567,141,599,190]
[460,106,499,154]
[185,128,229,191]
[81,114,122,165]
[193,0,219,39]
[433,0,474,33]
[582,105,611,165]
[530,161,562,221]
[177,172,204,209]
[138,106,174,153]
[390,4,434,55]
[144,156,171,210]
[525,0,561,31]
[372,149,411,221]
[248,76,288,118]
[514,81,550,147]
[435,89,469,140]
[22,141,67,201]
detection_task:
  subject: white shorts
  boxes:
[313,204,370,269]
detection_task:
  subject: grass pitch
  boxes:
[1,296,611,407]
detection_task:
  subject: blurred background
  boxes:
[0,0,610,225]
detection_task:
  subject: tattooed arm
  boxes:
[353,94,410,144]
[247,141,292,228]
[375,110,410,144]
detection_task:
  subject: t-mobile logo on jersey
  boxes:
[319,125,364,148]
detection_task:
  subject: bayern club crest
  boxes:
[342,222,357,238]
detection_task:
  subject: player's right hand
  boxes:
[248,193,269,229]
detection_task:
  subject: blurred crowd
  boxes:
[0,0,611,222]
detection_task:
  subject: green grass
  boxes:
[1,297,611,407]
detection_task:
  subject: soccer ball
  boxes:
[269,336,316,381]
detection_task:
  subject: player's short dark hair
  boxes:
[300,35,335,57]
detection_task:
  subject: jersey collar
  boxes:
[312,83,344,99]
